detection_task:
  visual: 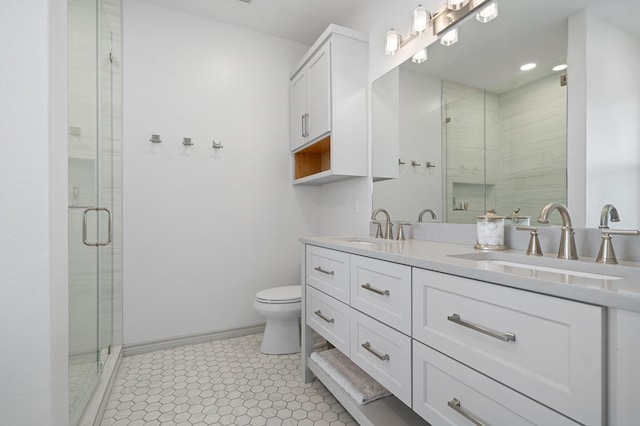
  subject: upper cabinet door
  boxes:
[306,43,331,143]
[290,70,308,151]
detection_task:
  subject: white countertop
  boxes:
[300,236,640,313]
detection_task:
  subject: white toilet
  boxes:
[254,285,302,355]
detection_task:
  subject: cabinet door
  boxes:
[290,70,308,151]
[306,43,331,142]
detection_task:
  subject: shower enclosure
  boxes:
[68,0,122,424]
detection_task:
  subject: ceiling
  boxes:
[141,0,368,45]
[142,0,638,91]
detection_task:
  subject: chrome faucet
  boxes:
[418,208,438,222]
[371,208,393,240]
[599,204,620,229]
[537,202,578,260]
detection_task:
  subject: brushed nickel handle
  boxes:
[361,283,390,296]
[301,114,306,138]
[82,207,113,247]
[447,313,516,343]
[314,266,334,276]
[448,398,487,426]
[361,342,390,361]
[304,113,309,137]
[314,310,334,324]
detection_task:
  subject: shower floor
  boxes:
[100,333,357,425]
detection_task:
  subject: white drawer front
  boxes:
[413,341,579,426]
[350,309,412,407]
[306,245,349,303]
[413,268,603,426]
[306,286,350,356]
[350,255,412,334]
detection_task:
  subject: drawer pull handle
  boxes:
[448,398,487,426]
[314,266,334,276]
[361,342,390,361]
[361,283,390,296]
[447,313,516,343]
[314,310,334,324]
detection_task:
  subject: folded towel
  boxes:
[310,348,391,405]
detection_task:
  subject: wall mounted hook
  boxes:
[398,158,406,165]
[411,160,421,167]
[212,140,224,149]
[149,134,162,143]
[425,161,436,168]
[182,137,194,146]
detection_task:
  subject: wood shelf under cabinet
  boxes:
[294,135,331,180]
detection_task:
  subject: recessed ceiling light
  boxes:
[520,63,537,71]
[552,64,568,71]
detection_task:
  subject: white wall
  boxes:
[583,8,640,228]
[123,0,323,344]
[373,69,442,221]
[0,0,69,424]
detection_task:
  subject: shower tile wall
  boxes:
[443,75,567,223]
[496,74,567,219]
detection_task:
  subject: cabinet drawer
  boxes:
[413,268,603,426]
[306,286,350,356]
[350,309,411,407]
[350,255,412,334]
[413,341,579,425]
[306,245,349,303]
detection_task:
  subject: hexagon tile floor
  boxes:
[100,333,357,426]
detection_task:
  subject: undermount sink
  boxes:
[449,252,623,281]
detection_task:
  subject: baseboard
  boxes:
[123,324,266,357]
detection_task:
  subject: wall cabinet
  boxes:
[290,25,368,185]
[290,43,330,151]
[302,243,612,425]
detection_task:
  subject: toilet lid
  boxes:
[256,285,301,303]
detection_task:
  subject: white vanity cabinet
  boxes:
[290,24,368,184]
[301,241,620,425]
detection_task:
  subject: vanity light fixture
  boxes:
[384,5,433,56]
[412,48,428,63]
[520,63,537,71]
[432,0,499,46]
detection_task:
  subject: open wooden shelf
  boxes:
[294,135,331,180]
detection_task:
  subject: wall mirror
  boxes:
[372,0,639,227]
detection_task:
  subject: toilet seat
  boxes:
[255,285,301,304]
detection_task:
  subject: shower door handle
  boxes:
[82,207,113,247]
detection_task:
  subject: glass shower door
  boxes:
[68,0,120,423]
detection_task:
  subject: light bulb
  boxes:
[440,28,458,46]
[412,48,428,64]
[412,5,430,34]
[385,29,402,56]
[447,0,468,11]
[476,2,498,23]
